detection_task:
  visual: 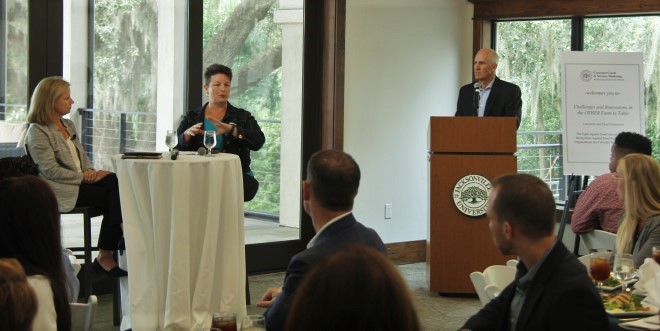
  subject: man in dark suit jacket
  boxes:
[462,174,608,331]
[256,150,386,331]
[455,48,522,128]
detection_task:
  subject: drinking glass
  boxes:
[240,315,265,331]
[613,253,635,292]
[589,251,611,292]
[165,130,178,152]
[203,131,217,156]
[212,312,236,331]
[653,246,660,265]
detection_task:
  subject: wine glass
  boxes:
[240,315,265,331]
[203,131,217,156]
[165,130,178,153]
[653,246,660,265]
[589,251,611,293]
[613,253,635,292]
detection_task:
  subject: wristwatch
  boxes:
[228,122,237,136]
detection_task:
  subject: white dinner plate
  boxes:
[607,304,659,318]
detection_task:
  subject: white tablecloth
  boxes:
[113,153,247,330]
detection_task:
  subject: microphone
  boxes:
[170,149,179,160]
[473,82,481,116]
[197,147,207,156]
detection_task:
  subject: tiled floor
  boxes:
[63,214,480,330]
[91,262,480,331]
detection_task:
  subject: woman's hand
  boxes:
[216,121,236,136]
[183,123,203,142]
[92,170,111,183]
[83,169,96,184]
[83,169,112,184]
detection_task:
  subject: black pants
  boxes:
[244,173,259,202]
[75,173,123,250]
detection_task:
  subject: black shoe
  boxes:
[93,258,128,278]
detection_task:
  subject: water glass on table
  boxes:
[203,131,217,156]
[165,130,178,152]
[212,312,236,331]
[613,253,635,292]
[240,315,265,331]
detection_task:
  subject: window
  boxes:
[85,0,160,168]
[0,0,29,122]
[584,16,660,157]
[495,16,660,197]
[495,19,571,196]
[203,0,303,232]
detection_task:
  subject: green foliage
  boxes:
[497,17,660,192]
[3,0,29,122]
[203,0,282,214]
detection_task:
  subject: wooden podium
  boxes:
[427,116,517,293]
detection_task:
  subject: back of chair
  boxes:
[469,271,489,306]
[483,265,516,290]
[580,229,617,253]
[470,265,517,306]
[71,295,97,331]
[505,259,518,267]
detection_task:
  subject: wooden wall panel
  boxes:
[469,0,660,20]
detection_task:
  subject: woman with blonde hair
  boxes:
[614,153,660,267]
[24,76,126,277]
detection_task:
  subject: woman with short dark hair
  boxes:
[176,64,265,201]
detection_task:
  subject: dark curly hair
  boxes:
[0,156,39,180]
[614,132,652,155]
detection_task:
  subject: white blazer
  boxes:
[24,120,93,212]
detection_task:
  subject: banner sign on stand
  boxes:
[561,51,644,176]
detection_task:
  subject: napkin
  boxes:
[634,258,660,307]
[619,315,660,331]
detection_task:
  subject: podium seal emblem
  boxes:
[452,174,491,217]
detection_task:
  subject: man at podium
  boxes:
[455,48,522,128]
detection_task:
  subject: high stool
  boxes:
[63,206,122,326]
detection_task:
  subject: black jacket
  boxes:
[265,213,386,331]
[176,102,265,173]
[462,242,609,331]
[455,77,522,128]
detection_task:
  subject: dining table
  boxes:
[112,152,247,330]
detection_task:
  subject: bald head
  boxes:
[474,48,499,86]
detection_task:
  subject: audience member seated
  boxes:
[0,258,38,331]
[0,176,72,330]
[256,150,386,331]
[571,132,652,234]
[614,154,660,267]
[286,245,420,331]
[24,76,126,277]
[461,174,608,331]
[0,155,80,302]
